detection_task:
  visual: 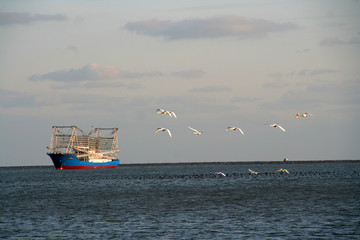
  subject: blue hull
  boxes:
[48,153,119,170]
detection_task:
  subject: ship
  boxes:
[47,126,120,170]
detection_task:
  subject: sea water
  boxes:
[0,161,359,239]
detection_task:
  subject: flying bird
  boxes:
[156,108,177,118]
[188,126,203,135]
[215,172,227,177]
[155,128,172,137]
[274,168,290,174]
[248,169,260,175]
[296,112,312,118]
[268,124,286,132]
[226,127,244,135]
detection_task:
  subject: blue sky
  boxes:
[0,0,359,166]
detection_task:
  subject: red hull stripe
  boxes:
[57,166,118,170]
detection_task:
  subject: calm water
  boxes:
[0,161,359,239]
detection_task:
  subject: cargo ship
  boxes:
[47,126,120,170]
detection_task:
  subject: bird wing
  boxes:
[166,129,172,137]
[188,126,198,132]
[156,109,165,114]
[238,128,245,135]
[278,125,286,132]
[170,111,177,118]
[284,169,290,174]
[274,169,280,173]
[155,128,162,134]
[216,172,226,176]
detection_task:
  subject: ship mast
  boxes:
[48,126,119,160]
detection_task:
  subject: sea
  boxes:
[0,161,359,240]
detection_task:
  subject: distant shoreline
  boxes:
[1,159,359,169]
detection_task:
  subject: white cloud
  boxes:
[0,12,67,25]
[124,16,298,40]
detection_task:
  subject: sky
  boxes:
[0,0,359,167]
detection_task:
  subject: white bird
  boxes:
[268,124,286,132]
[226,127,244,135]
[215,172,227,177]
[155,128,172,137]
[274,168,290,174]
[188,126,203,135]
[248,169,260,175]
[295,112,312,118]
[156,108,177,118]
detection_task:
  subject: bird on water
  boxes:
[215,172,227,177]
[274,168,290,174]
[248,169,260,175]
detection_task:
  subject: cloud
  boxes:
[320,36,360,46]
[188,86,232,93]
[123,16,298,40]
[172,69,205,78]
[29,63,161,82]
[0,12,67,25]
